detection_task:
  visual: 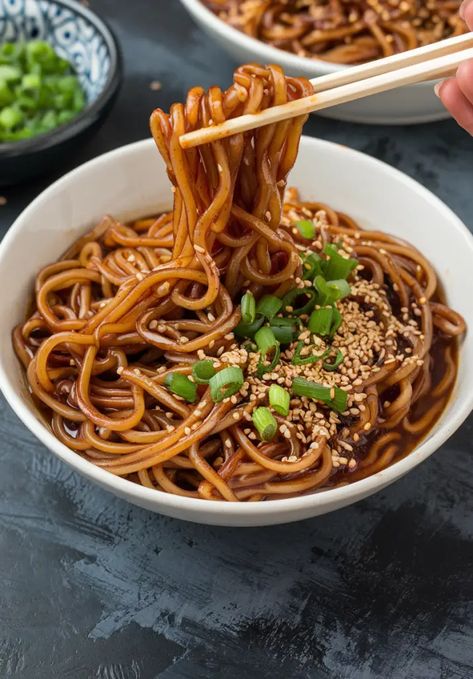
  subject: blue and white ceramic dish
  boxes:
[0,0,121,185]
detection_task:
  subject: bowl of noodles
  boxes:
[0,64,472,526]
[179,0,467,124]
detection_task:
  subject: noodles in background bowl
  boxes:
[202,0,467,64]
[13,64,466,501]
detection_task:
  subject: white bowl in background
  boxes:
[0,137,472,526]
[179,0,450,125]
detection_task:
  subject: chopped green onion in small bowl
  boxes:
[0,41,86,144]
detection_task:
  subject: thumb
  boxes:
[460,0,473,30]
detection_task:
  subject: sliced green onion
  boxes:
[0,41,86,143]
[330,306,343,337]
[255,326,280,377]
[240,291,256,324]
[255,326,278,355]
[314,276,350,306]
[255,294,282,320]
[271,316,302,328]
[323,243,358,280]
[234,315,264,339]
[21,72,41,90]
[165,373,197,403]
[328,388,348,413]
[252,407,277,441]
[328,279,351,300]
[314,276,332,305]
[281,287,317,316]
[296,219,315,239]
[26,40,56,64]
[0,106,22,129]
[323,349,344,372]
[209,366,244,403]
[292,377,331,400]
[269,316,299,344]
[302,252,324,280]
[0,65,21,82]
[270,325,295,344]
[192,359,216,384]
[0,80,13,108]
[308,307,334,336]
[292,377,348,413]
[268,384,290,416]
[292,341,330,365]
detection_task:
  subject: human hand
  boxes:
[435,0,473,135]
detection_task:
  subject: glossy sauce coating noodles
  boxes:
[203,1,467,64]
[13,64,466,501]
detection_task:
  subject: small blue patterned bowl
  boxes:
[0,0,121,185]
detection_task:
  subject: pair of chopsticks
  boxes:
[179,33,473,149]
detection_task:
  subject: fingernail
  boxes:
[434,83,442,98]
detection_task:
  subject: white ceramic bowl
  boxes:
[0,137,472,526]
[180,0,449,125]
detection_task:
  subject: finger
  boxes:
[438,78,473,135]
[460,0,473,30]
[457,60,473,106]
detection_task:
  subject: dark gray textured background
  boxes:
[1,2,472,677]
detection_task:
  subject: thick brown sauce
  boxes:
[330,285,459,487]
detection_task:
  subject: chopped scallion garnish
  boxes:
[292,342,329,365]
[256,294,282,320]
[281,287,317,316]
[255,326,280,377]
[269,316,299,344]
[240,291,256,324]
[0,40,86,143]
[296,219,315,240]
[302,252,324,280]
[291,377,348,413]
[314,276,350,306]
[192,360,216,384]
[252,406,277,441]
[308,307,333,336]
[268,384,290,416]
[292,377,331,400]
[234,315,264,339]
[209,366,244,403]
[323,244,358,281]
[323,349,344,372]
[165,373,197,403]
[271,316,302,328]
[255,326,278,355]
[327,388,348,413]
[270,325,295,344]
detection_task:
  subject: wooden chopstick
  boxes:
[179,33,473,149]
[303,32,473,94]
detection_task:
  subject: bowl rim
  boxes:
[179,0,440,90]
[1,136,472,519]
[0,0,122,159]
